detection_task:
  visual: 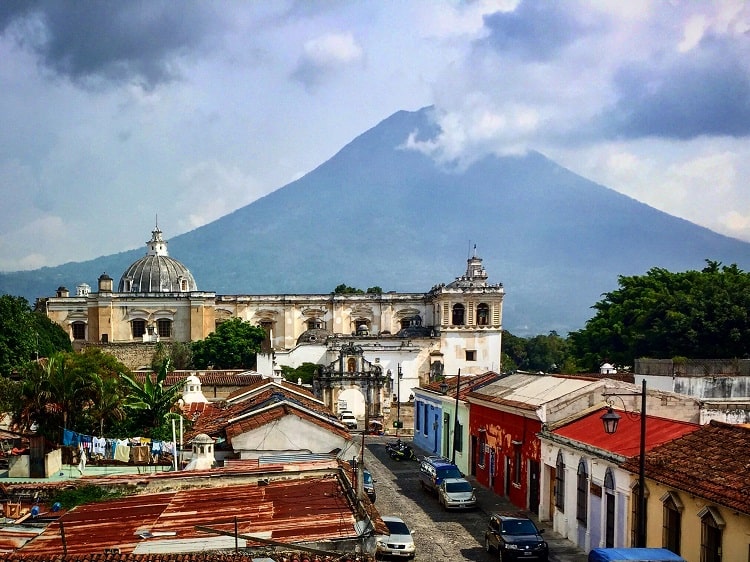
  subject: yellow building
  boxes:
[621,420,750,561]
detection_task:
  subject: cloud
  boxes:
[599,33,750,139]
[480,0,598,61]
[0,1,226,89]
[291,31,363,90]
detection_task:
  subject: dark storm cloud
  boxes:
[480,0,594,61]
[600,34,750,140]
[0,0,225,88]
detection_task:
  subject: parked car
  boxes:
[340,411,358,429]
[418,456,462,494]
[437,477,476,509]
[484,512,549,561]
[363,469,376,502]
[377,515,416,559]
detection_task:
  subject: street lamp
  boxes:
[601,379,648,548]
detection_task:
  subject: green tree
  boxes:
[569,261,750,370]
[333,284,364,295]
[366,286,383,294]
[119,359,186,433]
[0,295,71,377]
[191,318,266,369]
[280,362,319,385]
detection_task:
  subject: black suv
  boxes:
[484,513,548,561]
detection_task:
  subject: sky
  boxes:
[1,0,750,272]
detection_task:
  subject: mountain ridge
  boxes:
[2,107,749,336]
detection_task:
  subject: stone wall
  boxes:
[82,342,167,370]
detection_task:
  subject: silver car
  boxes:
[377,515,416,559]
[437,477,477,510]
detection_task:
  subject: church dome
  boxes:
[118,226,198,293]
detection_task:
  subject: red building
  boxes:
[466,373,606,513]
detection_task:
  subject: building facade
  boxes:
[37,227,505,416]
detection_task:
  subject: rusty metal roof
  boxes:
[13,474,371,558]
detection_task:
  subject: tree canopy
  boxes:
[191,318,266,369]
[0,295,72,377]
[569,261,750,369]
[12,348,130,441]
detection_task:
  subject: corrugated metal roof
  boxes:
[554,407,699,457]
[469,374,600,407]
[16,475,367,558]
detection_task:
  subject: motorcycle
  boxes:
[386,439,417,461]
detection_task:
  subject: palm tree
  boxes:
[120,359,186,433]
[89,374,128,436]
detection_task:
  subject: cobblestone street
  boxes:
[364,435,589,562]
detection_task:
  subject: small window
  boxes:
[180,279,188,291]
[132,319,146,338]
[71,322,86,340]
[157,319,171,338]
[465,350,476,361]
[307,318,323,330]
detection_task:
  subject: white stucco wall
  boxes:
[229,414,354,459]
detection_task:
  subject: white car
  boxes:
[377,516,416,559]
[340,411,358,429]
[438,477,477,510]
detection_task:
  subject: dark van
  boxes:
[418,456,462,494]
[588,548,687,562]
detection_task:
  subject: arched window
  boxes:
[576,459,588,525]
[157,319,172,338]
[347,357,356,372]
[555,451,565,511]
[132,319,146,338]
[477,303,490,326]
[71,322,86,340]
[604,468,616,548]
[452,303,465,325]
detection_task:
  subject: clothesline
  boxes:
[62,429,176,465]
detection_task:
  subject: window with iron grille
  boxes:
[72,322,86,340]
[700,510,722,562]
[157,319,171,338]
[576,459,588,525]
[555,451,565,511]
[663,495,681,555]
[132,319,146,338]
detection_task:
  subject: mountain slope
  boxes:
[2,107,749,335]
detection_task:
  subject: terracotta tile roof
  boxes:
[186,386,345,442]
[224,404,350,442]
[225,379,319,403]
[621,420,750,515]
[134,371,263,387]
[553,408,699,457]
